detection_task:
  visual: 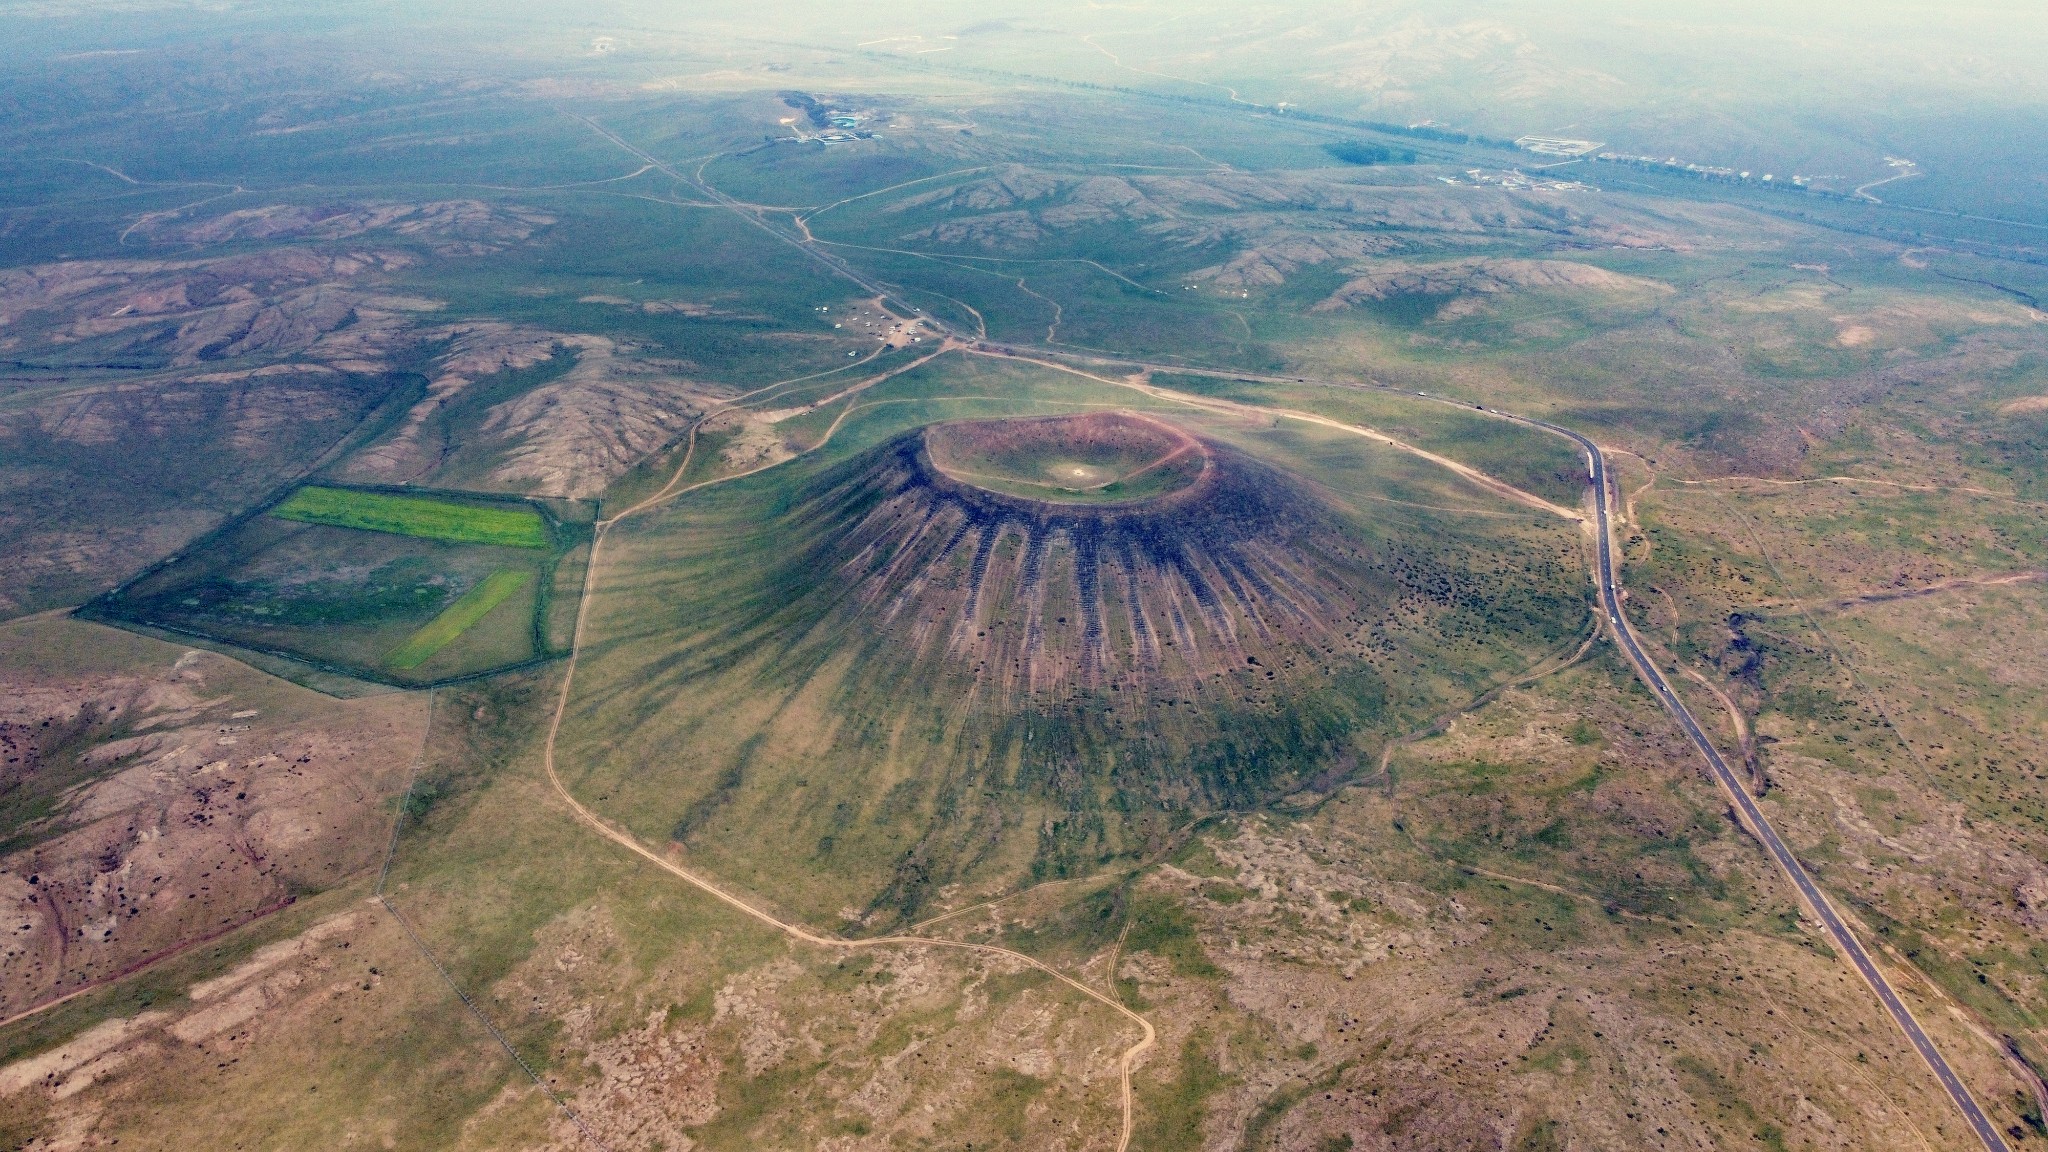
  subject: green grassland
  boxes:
[386,188,900,389]
[273,486,551,549]
[1152,373,1594,508]
[554,355,1591,930]
[777,132,2041,491]
[10,38,2048,1152]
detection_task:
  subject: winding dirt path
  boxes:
[967,348,1585,523]
[955,341,2015,1150]
[1795,570,2046,615]
[537,350,1156,1152]
[557,112,2010,1147]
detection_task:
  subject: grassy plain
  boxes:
[5,33,2048,1152]
[555,354,1591,931]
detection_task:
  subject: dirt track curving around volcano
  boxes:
[950,343,2015,1152]
[562,111,2015,1149]
[966,346,1586,525]
[534,350,1156,1152]
[527,346,1585,1147]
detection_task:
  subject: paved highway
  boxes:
[1533,414,2013,1152]
[973,341,2012,1150]
[558,119,2008,1139]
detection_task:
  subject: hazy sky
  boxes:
[4,0,2042,212]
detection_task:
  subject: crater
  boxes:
[571,409,1591,920]
[800,415,1389,700]
[922,412,1210,506]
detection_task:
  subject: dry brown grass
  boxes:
[1102,652,2036,1149]
[0,617,427,1023]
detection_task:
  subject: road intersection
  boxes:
[564,112,2013,1146]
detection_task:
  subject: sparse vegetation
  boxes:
[4,16,2047,1152]
[1137,1035,1231,1150]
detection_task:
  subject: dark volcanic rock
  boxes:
[808,415,1390,698]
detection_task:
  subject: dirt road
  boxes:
[535,351,1155,1152]
[562,116,2011,1148]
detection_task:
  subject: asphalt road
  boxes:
[1532,415,2013,1152]
[973,341,2013,1149]
[554,123,2008,1140]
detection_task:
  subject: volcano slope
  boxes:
[820,411,1373,704]
[556,380,1591,929]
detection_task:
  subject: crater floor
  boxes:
[922,411,1210,507]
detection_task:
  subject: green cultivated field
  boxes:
[385,569,533,670]
[272,486,551,549]
[86,489,585,688]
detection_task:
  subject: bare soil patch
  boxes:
[0,618,426,1019]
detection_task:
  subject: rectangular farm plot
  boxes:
[271,485,551,549]
[86,488,585,687]
[385,569,532,670]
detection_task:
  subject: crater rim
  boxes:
[919,410,1213,509]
